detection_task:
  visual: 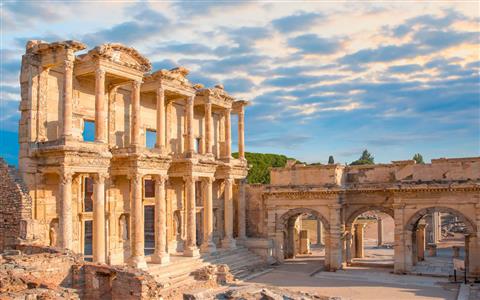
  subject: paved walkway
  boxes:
[247,254,458,300]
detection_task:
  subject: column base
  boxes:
[221,237,236,249]
[128,255,148,270]
[200,241,217,254]
[151,252,170,265]
[184,246,200,257]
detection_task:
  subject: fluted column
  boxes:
[131,81,141,146]
[184,176,200,257]
[222,178,236,248]
[62,60,74,138]
[95,68,106,142]
[224,108,232,158]
[59,171,73,249]
[186,96,195,155]
[200,177,216,253]
[129,173,147,269]
[93,173,107,263]
[156,87,166,152]
[238,106,245,159]
[152,175,169,264]
[237,179,246,241]
[205,102,213,155]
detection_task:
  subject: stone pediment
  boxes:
[197,84,236,104]
[84,43,151,72]
[146,67,192,87]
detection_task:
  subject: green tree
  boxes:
[350,149,375,165]
[328,155,335,164]
[412,153,425,164]
[232,152,297,184]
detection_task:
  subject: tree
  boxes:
[328,155,335,164]
[350,149,375,165]
[412,153,425,164]
[232,152,298,184]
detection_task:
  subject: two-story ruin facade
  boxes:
[17,40,248,269]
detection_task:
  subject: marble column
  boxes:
[152,175,169,264]
[93,173,107,263]
[224,108,232,158]
[200,177,216,253]
[377,218,384,247]
[205,102,213,155]
[62,60,74,138]
[131,81,141,146]
[155,87,166,152]
[95,68,106,142]
[222,178,236,248]
[416,223,426,261]
[129,173,147,269]
[186,96,195,155]
[184,176,200,257]
[237,179,246,241]
[238,105,245,159]
[59,171,73,250]
[354,223,365,258]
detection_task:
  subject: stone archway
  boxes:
[346,206,394,229]
[405,206,478,276]
[275,207,331,267]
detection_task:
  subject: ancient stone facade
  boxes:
[245,157,480,277]
[17,40,248,269]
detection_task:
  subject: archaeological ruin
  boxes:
[1,39,479,298]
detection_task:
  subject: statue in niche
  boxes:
[49,219,58,247]
[173,211,181,240]
[119,214,129,241]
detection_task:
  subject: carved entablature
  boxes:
[264,190,340,201]
[195,85,236,108]
[215,164,248,179]
[26,40,86,67]
[232,100,249,114]
[169,160,217,177]
[84,43,151,72]
[143,67,196,96]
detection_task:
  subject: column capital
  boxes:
[154,174,168,185]
[60,171,74,184]
[132,79,142,87]
[224,107,232,115]
[93,172,109,184]
[128,173,143,184]
[202,176,214,184]
[64,60,74,70]
[95,67,106,78]
[183,175,198,183]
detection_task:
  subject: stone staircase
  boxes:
[147,245,268,296]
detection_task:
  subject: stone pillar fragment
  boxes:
[59,171,73,250]
[152,175,169,264]
[131,81,141,146]
[184,176,200,257]
[95,68,106,142]
[156,87,166,152]
[62,60,74,138]
[200,177,216,253]
[222,178,236,249]
[317,220,324,245]
[93,173,107,263]
[237,179,246,241]
[129,174,147,269]
[416,223,426,262]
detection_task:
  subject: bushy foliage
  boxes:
[412,153,425,164]
[328,155,335,164]
[232,152,295,184]
[350,149,375,165]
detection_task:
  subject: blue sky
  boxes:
[0,1,479,165]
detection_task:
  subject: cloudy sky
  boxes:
[1,1,479,165]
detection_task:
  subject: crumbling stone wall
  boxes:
[245,184,267,238]
[0,158,34,252]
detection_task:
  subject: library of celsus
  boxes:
[16,40,248,268]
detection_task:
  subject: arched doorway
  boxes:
[345,206,395,268]
[275,208,330,269]
[405,207,477,277]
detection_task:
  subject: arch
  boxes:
[276,207,330,232]
[345,205,394,229]
[405,206,477,234]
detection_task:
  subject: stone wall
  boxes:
[245,184,267,238]
[0,158,34,252]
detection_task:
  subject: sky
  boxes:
[0,0,479,165]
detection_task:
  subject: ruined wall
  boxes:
[245,184,267,238]
[0,159,34,251]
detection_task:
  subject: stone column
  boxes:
[93,173,107,263]
[327,204,343,271]
[238,105,245,159]
[354,223,365,258]
[237,179,247,241]
[416,223,426,261]
[186,96,195,155]
[152,175,169,264]
[165,101,171,153]
[62,60,74,138]
[155,87,166,152]
[205,101,213,155]
[200,177,216,253]
[345,230,352,265]
[224,108,231,158]
[129,173,147,269]
[222,178,236,248]
[59,171,73,250]
[131,81,141,146]
[377,218,383,247]
[184,176,200,257]
[95,68,106,142]
[317,220,324,245]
